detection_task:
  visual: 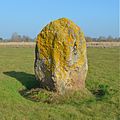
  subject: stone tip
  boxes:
[58,17,70,21]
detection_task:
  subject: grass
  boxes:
[0,47,119,120]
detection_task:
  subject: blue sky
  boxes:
[0,0,119,39]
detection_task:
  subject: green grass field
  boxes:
[0,47,119,120]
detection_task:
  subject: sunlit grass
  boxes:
[0,47,119,120]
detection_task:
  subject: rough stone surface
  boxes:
[34,18,88,94]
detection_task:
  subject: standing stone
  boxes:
[34,18,88,94]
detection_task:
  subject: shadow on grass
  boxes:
[3,71,111,104]
[3,71,46,102]
[89,84,113,101]
[3,71,40,89]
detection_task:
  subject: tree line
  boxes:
[0,32,34,42]
[0,33,120,42]
[85,36,120,42]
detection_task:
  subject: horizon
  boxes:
[2,32,120,40]
[0,0,119,39]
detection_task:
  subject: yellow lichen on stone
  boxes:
[34,18,88,93]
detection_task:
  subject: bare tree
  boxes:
[11,32,22,42]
